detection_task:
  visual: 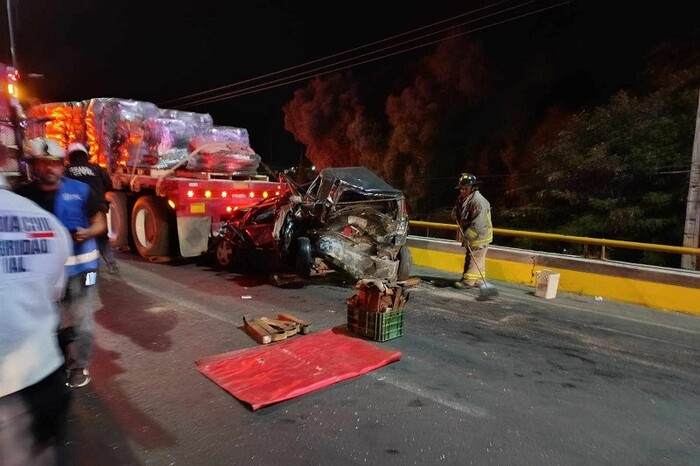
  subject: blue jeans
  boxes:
[97,234,117,268]
[59,271,101,370]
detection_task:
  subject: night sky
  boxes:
[2,0,698,171]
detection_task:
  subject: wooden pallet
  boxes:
[243,313,311,344]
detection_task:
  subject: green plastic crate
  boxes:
[346,306,405,342]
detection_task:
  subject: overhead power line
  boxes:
[163,0,570,110]
[158,0,516,108]
[181,0,570,109]
[158,0,515,107]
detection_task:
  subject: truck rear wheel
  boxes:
[106,191,129,249]
[131,195,171,259]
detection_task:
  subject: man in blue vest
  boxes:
[15,137,107,388]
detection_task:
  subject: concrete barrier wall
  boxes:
[407,236,700,316]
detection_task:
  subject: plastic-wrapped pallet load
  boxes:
[25,102,77,147]
[141,117,197,168]
[189,126,250,147]
[157,108,214,129]
[187,126,260,175]
[84,98,159,168]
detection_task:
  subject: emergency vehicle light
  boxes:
[221,191,227,197]
[205,190,212,198]
[6,68,19,99]
[187,190,194,198]
[262,191,269,199]
[168,199,176,209]
[248,191,255,198]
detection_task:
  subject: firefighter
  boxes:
[451,173,493,289]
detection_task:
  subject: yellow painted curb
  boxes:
[409,246,700,316]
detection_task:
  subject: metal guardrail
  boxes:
[409,220,700,257]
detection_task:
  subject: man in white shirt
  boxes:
[0,144,73,465]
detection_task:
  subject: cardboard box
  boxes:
[535,270,560,299]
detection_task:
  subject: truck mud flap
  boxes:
[177,216,211,258]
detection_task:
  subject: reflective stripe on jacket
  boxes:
[53,178,99,276]
[457,190,493,248]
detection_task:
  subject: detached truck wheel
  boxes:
[105,191,129,249]
[131,195,171,259]
[397,245,412,281]
[296,236,312,278]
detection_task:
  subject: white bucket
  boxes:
[535,269,560,299]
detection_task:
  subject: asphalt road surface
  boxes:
[65,252,700,465]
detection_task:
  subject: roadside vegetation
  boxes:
[284,36,700,267]
[498,41,700,266]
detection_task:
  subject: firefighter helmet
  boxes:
[24,137,66,161]
[455,173,479,189]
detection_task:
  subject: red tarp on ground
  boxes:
[196,327,402,410]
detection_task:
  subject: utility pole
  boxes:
[681,89,700,270]
[6,0,17,68]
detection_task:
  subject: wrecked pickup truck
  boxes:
[211,166,412,282]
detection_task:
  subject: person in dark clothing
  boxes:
[65,142,118,273]
[15,137,107,389]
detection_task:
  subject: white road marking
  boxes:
[125,277,241,326]
[370,373,490,418]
